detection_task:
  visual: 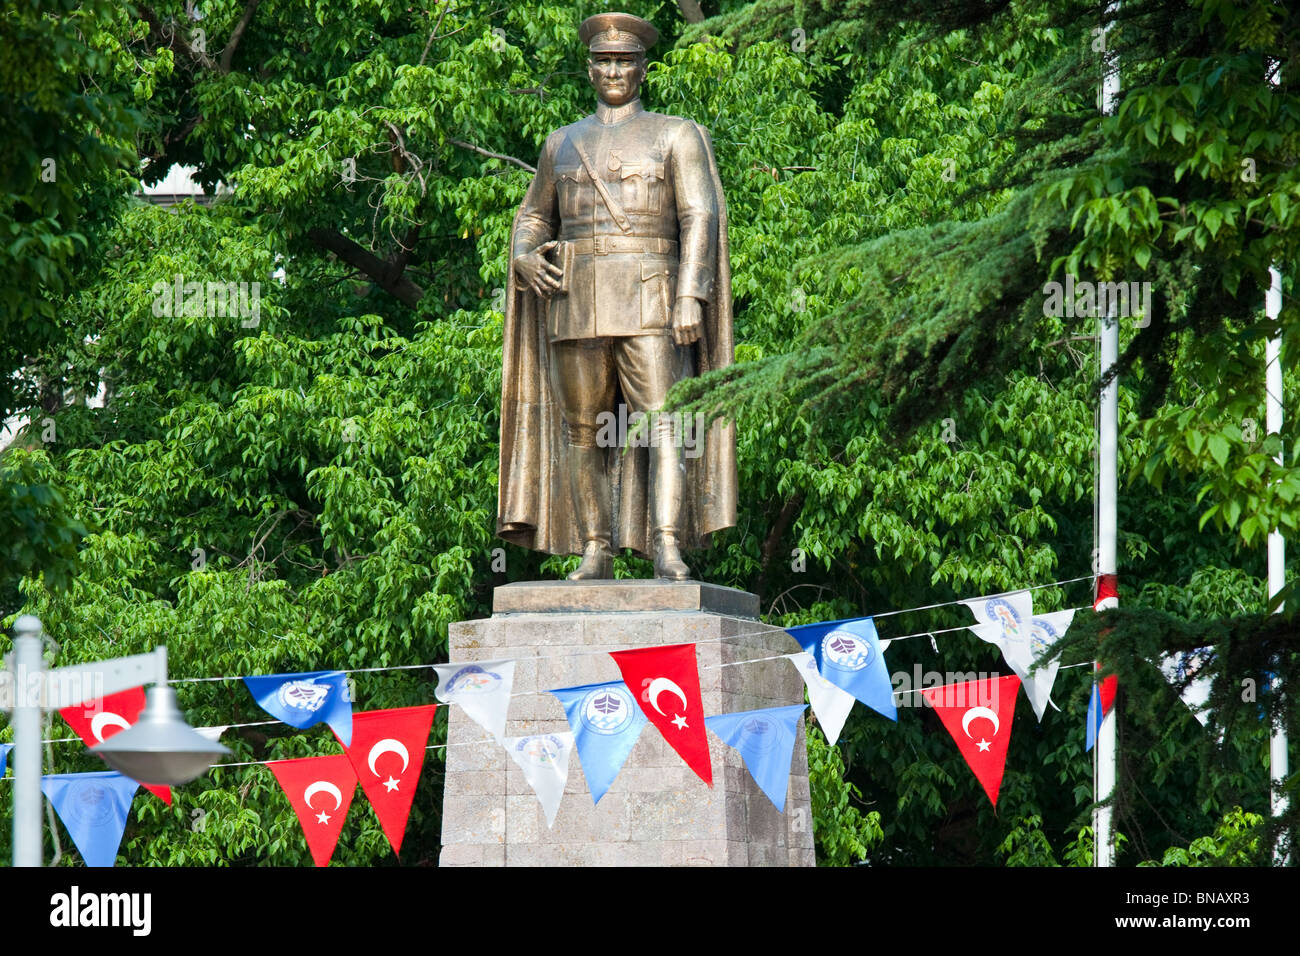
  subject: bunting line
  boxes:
[158,603,1092,688]
[26,655,1100,748]
[159,576,1093,685]
[6,662,1105,774]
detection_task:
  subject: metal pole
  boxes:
[1265,266,1288,862]
[1263,57,1289,866]
[11,615,45,867]
[1093,4,1121,869]
[1095,310,1120,868]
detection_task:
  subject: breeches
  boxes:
[549,334,692,447]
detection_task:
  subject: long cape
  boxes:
[496,121,737,559]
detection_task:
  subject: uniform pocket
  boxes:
[556,167,585,220]
[620,161,666,215]
[640,260,677,330]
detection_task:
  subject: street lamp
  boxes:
[92,684,229,784]
[3,615,230,866]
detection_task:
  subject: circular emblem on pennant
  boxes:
[985,598,1025,644]
[579,685,635,736]
[69,784,114,827]
[446,665,501,695]
[1030,617,1058,656]
[737,716,779,755]
[795,654,837,690]
[821,629,872,672]
[516,735,564,766]
[277,679,330,713]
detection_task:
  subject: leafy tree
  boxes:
[1,0,1294,866]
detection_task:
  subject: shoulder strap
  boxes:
[569,131,634,235]
[650,114,674,160]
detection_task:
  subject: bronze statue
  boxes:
[497,12,737,581]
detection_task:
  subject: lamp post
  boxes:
[3,615,230,866]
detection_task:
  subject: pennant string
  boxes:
[890,660,1093,698]
[864,576,1092,619]
[6,654,1095,779]
[162,600,1094,686]
[31,599,1093,746]
[176,662,436,683]
[37,719,280,746]
[161,576,1093,685]
[706,608,1091,670]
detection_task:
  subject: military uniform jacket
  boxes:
[511,99,719,341]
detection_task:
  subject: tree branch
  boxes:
[449,138,536,173]
[139,5,217,71]
[677,0,707,24]
[751,495,805,602]
[418,1,451,67]
[307,228,425,307]
[219,0,262,73]
[383,120,428,195]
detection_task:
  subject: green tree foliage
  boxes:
[1,0,1294,865]
[806,726,882,866]
[0,0,144,421]
[1138,807,1265,866]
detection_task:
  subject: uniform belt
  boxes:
[563,237,679,256]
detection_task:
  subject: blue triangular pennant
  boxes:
[0,743,11,778]
[1086,682,1102,752]
[784,617,897,720]
[549,680,648,805]
[706,705,806,812]
[242,670,353,745]
[41,771,140,867]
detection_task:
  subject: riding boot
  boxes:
[651,418,691,581]
[566,444,614,580]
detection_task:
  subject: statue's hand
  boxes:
[513,240,563,297]
[671,296,703,346]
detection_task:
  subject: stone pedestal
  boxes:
[439,581,816,866]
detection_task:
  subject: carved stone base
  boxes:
[439,580,815,866]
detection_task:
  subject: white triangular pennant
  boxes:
[195,725,230,742]
[1159,648,1215,729]
[964,593,1072,722]
[433,659,516,742]
[1025,609,1075,720]
[505,732,573,828]
[788,651,856,745]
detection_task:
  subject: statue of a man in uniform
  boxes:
[496,12,737,581]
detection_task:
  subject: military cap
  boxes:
[579,12,658,54]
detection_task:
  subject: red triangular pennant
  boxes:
[1095,574,1119,715]
[610,644,712,786]
[59,687,173,805]
[341,705,436,857]
[1099,673,1118,715]
[922,674,1021,807]
[268,754,358,867]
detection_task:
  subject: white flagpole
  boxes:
[1266,267,1288,862]
[1264,57,1288,866]
[1094,3,1121,869]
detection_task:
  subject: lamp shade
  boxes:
[90,684,231,785]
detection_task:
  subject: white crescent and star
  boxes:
[646,678,689,722]
[303,780,343,824]
[366,738,405,790]
[961,706,1000,752]
[90,711,131,743]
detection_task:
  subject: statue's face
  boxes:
[587,50,645,106]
